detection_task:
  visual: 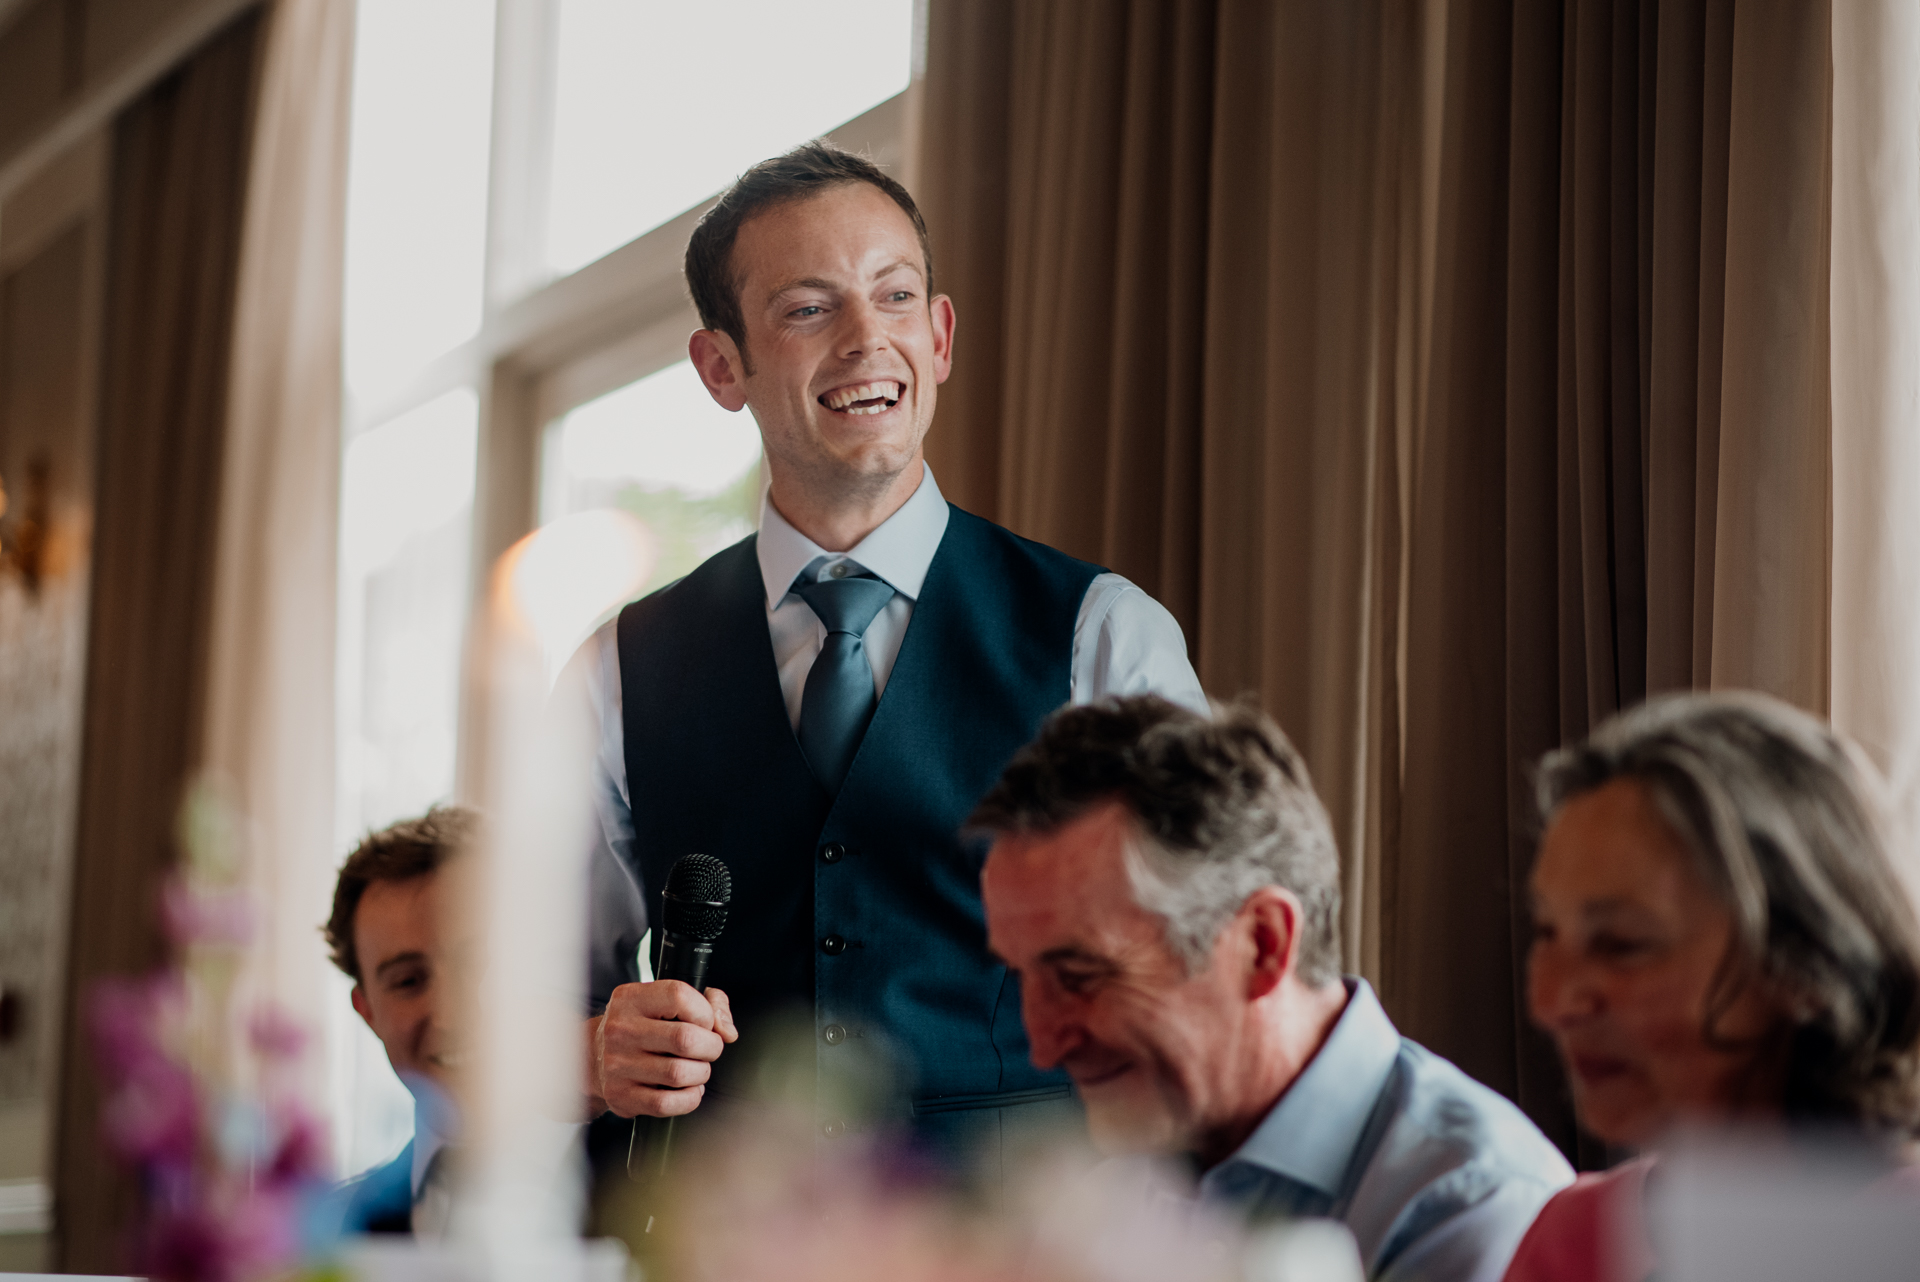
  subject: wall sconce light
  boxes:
[0,453,52,594]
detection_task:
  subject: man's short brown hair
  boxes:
[684,140,933,355]
[970,696,1345,985]
[324,806,477,984]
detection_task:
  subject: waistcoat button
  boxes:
[822,1119,848,1138]
[820,842,846,864]
[822,1023,847,1045]
[820,934,847,955]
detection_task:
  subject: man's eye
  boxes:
[1056,970,1102,996]
[887,291,914,302]
[791,305,825,318]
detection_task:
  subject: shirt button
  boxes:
[820,934,847,955]
[822,1023,847,1045]
[822,1119,848,1138]
[828,562,850,579]
[820,842,845,864]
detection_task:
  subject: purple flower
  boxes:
[139,1191,297,1282]
[140,1207,227,1282]
[101,1058,200,1170]
[90,975,184,1080]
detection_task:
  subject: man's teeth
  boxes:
[822,381,904,413]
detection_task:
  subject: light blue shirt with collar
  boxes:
[1199,980,1573,1282]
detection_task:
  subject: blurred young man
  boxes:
[325,806,475,1235]
[567,141,1206,1162]
[974,697,1573,1282]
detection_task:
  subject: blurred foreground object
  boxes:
[88,784,329,1281]
[625,1076,1362,1282]
[1651,1134,1920,1282]
[509,508,653,685]
[429,520,624,1276]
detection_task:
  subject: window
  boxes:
[542,360,763,585]
[545,0,915,275]
[331,0,919,1176]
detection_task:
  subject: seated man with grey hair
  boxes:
[974,696,1572,1282]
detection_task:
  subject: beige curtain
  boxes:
[54,0,350,1265]
[1831,0,1920,895]
[203,0,352,1090]
[919,0,1832,1159]
[55,10,265,1268]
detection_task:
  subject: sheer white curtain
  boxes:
[203,0,355,1096]
[1831,0,1920,891]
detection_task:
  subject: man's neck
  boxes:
[1191,978,1350,1170]
[767,457,925,553]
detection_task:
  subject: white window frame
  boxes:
[338,0,920,784]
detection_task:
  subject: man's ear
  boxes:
[689,329,750,411]
[929,293,956,385]
[1241,886,1304,1001]
[350,983,375,1031]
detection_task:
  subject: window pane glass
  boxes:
[545,0,915,276]
[330,386,477,1175]
[338,389,478,836]
[343,0,496,405]
[540,360,763,634]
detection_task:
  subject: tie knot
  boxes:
[795,573,894,637]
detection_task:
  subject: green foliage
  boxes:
[614,459,763,598]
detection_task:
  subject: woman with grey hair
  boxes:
[1504,691,1920,1282]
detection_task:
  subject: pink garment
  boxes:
[1502,1158,1657,1282]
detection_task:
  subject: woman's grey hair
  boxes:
[969,695,1343,985]
[1537,691,1920,1138]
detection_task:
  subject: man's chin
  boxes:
[1081,1090,1179,1157]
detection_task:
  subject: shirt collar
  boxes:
[755,465,950,609]
[1205,978,1402,1199]
[407,1076,460,1198]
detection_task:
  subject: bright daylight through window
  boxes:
[330,0,916,1176]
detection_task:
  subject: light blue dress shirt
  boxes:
[1200,980,1573,1282]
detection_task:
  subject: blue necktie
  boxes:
[793,572,896,794]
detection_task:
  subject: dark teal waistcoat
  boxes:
[615,505,1102,1127]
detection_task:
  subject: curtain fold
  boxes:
[55,10,265,1269]
[1831,0,1920,896]
[203,0,352,1098]
[919,0,1834,1161]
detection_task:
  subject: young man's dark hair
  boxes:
[324,805,477,984]
[683,140,933,357]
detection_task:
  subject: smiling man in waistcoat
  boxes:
[565,141,1207,1168]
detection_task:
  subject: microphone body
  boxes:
[654,926,716,991]
[630,853,732,1190]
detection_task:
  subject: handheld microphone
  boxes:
[631,853,732,1190]
[655,853,732,990]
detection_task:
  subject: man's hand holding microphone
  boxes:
[585,980,736,1117]
[584,853,737,1120]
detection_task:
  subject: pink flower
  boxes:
[162,879,255,947]
[90,975,183,1079]
[138,1193,295,1282]
[101,1058,200,1170]
[246,1006,306,1061]
[263,1108,326,1189]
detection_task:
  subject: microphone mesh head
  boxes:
[661,853,731,942]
